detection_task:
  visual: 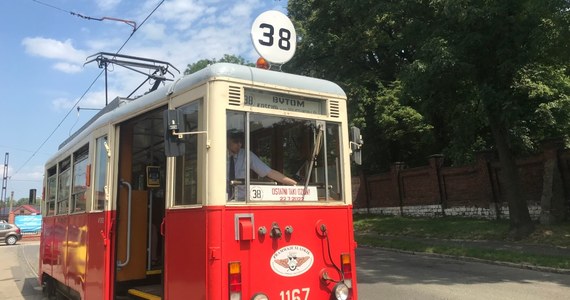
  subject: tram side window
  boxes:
[57,157,71,215]
[45,166,57,216]
[71,145,88,213]
[174,100,202,205]
[93,136,108,211]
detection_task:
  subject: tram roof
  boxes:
[54,63,346,156]
[178,62,346,97]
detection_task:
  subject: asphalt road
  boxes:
[3,241,570,299]
[356,247,570,300]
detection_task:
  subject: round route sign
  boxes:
[251,10,297,65]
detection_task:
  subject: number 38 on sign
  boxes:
[251,10,297,65]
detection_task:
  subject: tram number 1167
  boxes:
[279,288,310,300]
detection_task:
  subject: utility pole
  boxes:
[9,191,13,212]
[1,153,8,219]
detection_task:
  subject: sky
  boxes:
[0,0,288,201]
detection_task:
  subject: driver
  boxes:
[227,131,296,200]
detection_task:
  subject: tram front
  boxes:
[163,66,360,300]
[224,108,357,300]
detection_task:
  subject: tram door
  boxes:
[115,108,166,298]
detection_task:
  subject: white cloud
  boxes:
[33,1,284,112]
[11,165,44,182]
[80,90,113,109]
[153,0,220,31]
[22,37,87,73]
[231,1,258,19]
[140,22,167,41]
[52,90,111,112]
[85,37,125,52]
[22,37,86,63]
[54,62,83,74]
[3,0,292,200]
[96,0,122,11]
[52,97,76,111]
[120,0,274,74]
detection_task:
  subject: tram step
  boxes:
[128,284,162,300]
[146,269,162,276]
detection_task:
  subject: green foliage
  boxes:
[16,198,29,206]
[513,65,570,147]
[354,81,433,169]
[184,54,254,75]
[287,0,570,231]
[421,0,570,158]
[287,0,438,170]
[353,215,510,240]
[287,0,570,175]
[354,214,570,247]
[184,59,213,75]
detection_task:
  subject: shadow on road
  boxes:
[356,247,570,287]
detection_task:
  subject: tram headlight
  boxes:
[251,293,269,300]
[333,282,350,300]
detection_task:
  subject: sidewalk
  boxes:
[358,233,570,274]
[0,243,43,300]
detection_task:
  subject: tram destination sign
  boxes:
[244,89,324,115]
[249,185,318,202]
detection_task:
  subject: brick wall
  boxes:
[353,141,570,221]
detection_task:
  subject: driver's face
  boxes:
[228,139,242,155]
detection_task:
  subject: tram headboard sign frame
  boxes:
[251,10,297,65]
[244,88,324,115]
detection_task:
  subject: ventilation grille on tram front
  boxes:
[228,85,242,106]
[329,100,340,118]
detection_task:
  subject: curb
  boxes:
[22,235,41,241]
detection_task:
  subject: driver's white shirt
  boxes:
[227,148,272,200]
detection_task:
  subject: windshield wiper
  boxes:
[303,123,324,200]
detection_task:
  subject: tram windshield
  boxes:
[227,111,343,202]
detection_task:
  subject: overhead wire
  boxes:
[31,0,137,30]
[13,0,166,177]
[30,0,67,14]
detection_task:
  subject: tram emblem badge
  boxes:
[270,245,314,277]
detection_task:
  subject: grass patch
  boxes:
[354,215,570,270]
[524,223,570,247]
[353,214,511,240]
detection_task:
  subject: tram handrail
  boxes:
[117,180,132,268]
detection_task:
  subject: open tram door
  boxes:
[113,107,167,299]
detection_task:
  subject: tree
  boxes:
[286,0,435,170]
[287,0,570,238]
[402,0,570,238]
[184,54,254,75]
[16,198,29,206]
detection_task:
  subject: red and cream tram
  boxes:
[39,61,362,299]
